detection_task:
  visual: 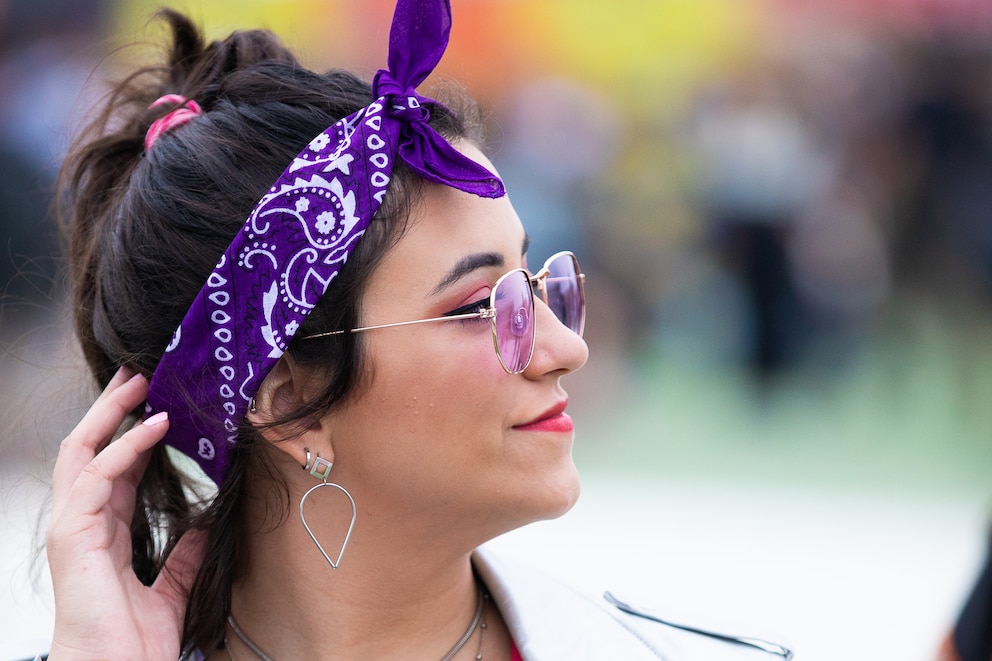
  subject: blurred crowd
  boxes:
[676,18,992,388]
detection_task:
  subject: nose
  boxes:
[522,298,588,378]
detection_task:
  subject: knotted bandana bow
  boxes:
[146,0,505,485]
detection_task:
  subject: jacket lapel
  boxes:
[473,548,667,661]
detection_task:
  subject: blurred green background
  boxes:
[3,0,992,659]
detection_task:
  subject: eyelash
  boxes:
[445,296,490,318]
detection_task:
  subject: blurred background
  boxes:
[3,0,992,658]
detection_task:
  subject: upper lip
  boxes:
[516,399,568,427]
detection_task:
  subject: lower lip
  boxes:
[514,412,574,433]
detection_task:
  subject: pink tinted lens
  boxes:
[545,253,585,336]
[493,270,535,373]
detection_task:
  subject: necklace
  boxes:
[440,584,487,661]
[226,582,489,661]
[226,614,272,661]
[473,590,489,661]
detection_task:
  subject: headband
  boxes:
[145,0,505,485]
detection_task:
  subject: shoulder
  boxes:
[473,548,793,661]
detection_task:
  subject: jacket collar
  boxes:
[472,547,668,661]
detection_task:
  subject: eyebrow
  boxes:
[431,234,530,296]
[431,252,504,295]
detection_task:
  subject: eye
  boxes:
[444,296,490,317]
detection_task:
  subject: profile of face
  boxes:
[303,144,589,549]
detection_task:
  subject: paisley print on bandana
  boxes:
[146,0,504,485]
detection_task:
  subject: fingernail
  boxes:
[143,411,169,426]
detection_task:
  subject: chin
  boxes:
[481,460,582,541]
[529,461,583,523]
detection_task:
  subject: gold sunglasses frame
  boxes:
[299,250,584,374]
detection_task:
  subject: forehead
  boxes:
[372,148,526,297]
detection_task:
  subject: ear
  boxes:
[247,356,335,468]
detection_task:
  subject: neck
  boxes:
[230,489,495,660]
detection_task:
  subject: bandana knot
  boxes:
[388,93,432,124]
[373,70,431,121]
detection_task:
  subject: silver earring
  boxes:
[299,455,356,569]
[248,398,257,414]
[302,447,313,471]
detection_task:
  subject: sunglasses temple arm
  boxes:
[300,310,495,339]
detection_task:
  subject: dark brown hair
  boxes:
[57,10,482,655]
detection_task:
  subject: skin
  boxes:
[46,368,205,661]
[46,144,588,660]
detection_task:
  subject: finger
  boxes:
[52,371,149,515]
[153,527,207,621]
[72,371,149,454]
[91,365,134,407]
[53,409,168,526]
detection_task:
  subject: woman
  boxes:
[44,0,792,658]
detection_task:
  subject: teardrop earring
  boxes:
[298,448,356,569]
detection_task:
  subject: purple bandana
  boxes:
[145,0,505,485]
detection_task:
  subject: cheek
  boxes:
[409,324,510,395]
[409,346,509,436]
[339,344,515,506]
[358,329,509,440]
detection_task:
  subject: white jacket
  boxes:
[474,549,793,661]
[22,550,792,661]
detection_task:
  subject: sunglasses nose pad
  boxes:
[511,306,529,337]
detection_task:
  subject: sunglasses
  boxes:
[300,251,585,374]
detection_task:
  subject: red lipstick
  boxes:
[514,400,573,433]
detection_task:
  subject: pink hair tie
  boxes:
[144,94,203,151]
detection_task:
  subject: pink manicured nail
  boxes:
[143,411,169,426]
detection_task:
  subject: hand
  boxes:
[46,367,205,660]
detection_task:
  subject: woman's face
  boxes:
[325,145,588,545]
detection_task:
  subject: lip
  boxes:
[513,400,573,433]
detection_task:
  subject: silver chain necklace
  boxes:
[225,583,488,661]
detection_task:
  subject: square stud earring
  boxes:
[310,456,332,481]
